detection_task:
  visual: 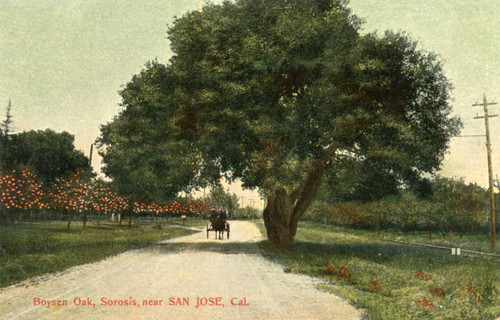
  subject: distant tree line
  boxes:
[304,175,497,236]
[0,101,91,184]
[203,184,261,219]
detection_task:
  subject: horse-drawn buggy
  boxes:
[206,210,230,240]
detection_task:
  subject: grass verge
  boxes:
[167,217,208,228]
[256,221,500,320]
[0,221,197,288]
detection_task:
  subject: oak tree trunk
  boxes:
[263,161,324,248]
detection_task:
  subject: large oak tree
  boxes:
[98,0,460,248]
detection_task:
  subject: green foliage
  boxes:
[305,176,490,233]
[201,184,261,219]
[102,0,460,195]
[432,177,488,228]
[235,206,261,219]
[167,0,361,192]
[205,184,233,209]
[0,129,90,185]
[97,62,202,202]
[319,157,400,203]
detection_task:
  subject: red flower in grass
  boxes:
[325,265,352,281]
[369,278,382,292]
[414,271,432,282]
[466,282,477,293]
[429,287,445,298]
[415,296,434,308]
[337,267,352,282]
[325,264,335,275]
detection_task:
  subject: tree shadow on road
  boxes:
[146,241,266,255]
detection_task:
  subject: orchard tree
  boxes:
[432,177,487,233]
[99,0,460,248]
[1,129,90,185]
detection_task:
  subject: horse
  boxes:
[209,210,227,240]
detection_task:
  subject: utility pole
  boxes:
[89,143,93,168]
[473,94,497,249]
[227,188,232,219]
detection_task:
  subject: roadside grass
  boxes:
[256,221,500,320]
[293,222,498,253]
[373,228,498,254]
[0,221,197,288]
[158,217,208,228]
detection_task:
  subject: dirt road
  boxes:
[0,221,362,319]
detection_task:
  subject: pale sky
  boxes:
[1,0,499,207]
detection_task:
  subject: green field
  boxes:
[257,221,500,320]
[0,221,197,288]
